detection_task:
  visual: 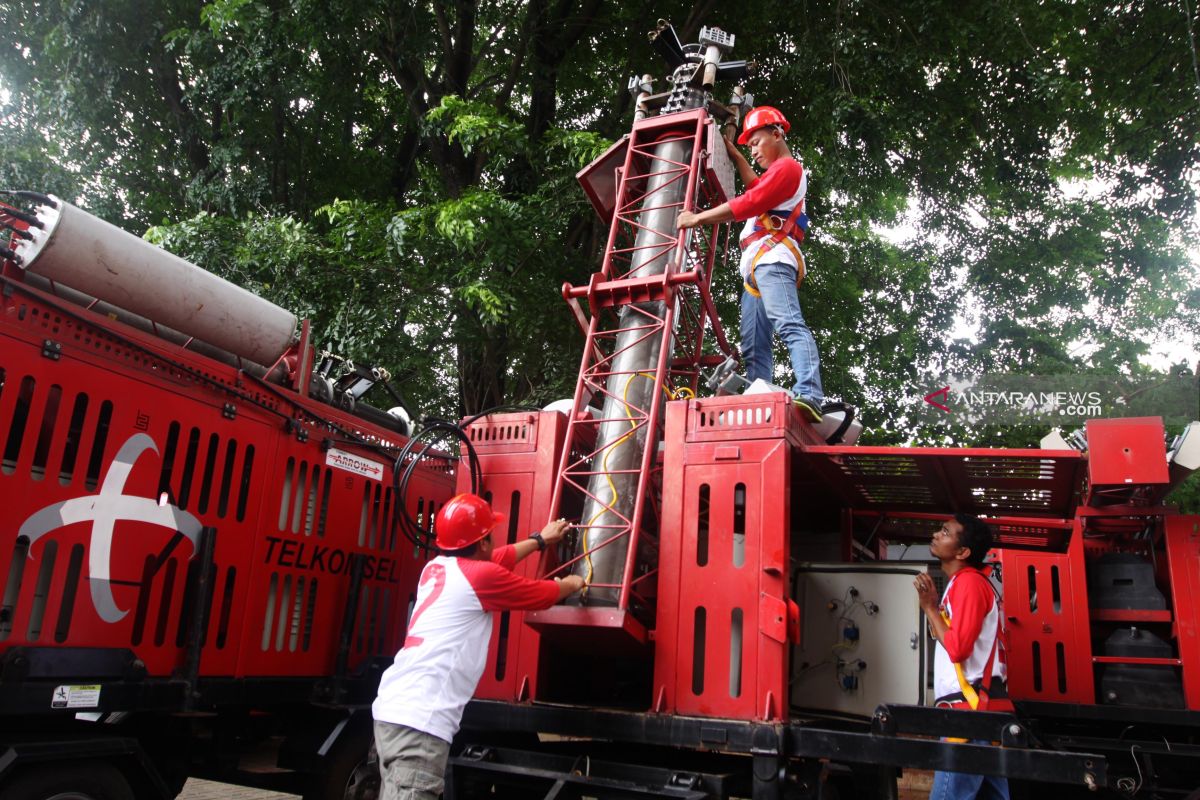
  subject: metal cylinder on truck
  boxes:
[18,271,287,382]
[12,198,298,366]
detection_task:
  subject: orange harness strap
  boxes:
[741,203,807,297]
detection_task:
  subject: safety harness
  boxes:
[934,569,1011,713]
[739,202,809,297]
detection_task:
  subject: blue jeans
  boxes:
[930,739,1010,800]
[740,261,823,402]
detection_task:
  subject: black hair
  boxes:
[954,513,994,567]
[440,529,495,558]
[439,541,479,558]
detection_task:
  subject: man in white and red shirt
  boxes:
[678,105,825,422]
[914,514,1010,800]
[372,493,585,799]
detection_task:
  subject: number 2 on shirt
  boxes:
[403,562,446,647]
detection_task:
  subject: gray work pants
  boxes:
[374,721,451,800]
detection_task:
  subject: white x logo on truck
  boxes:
[19,433,203,623]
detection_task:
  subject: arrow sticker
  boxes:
[924,386,951,412]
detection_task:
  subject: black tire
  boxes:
[2,760,135,800]
[302,726,379,800]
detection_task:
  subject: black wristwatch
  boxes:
[529,531,546,551]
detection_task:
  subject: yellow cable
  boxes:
[578,372,666,595]
[577,373,694,598]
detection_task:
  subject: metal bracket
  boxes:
[705,355,750,395]
[628,75,654,97]
[871,706,898,736]
[1000,722,1029,748]
[760,594,789,644]
[669,772,701,789]
[41,339,61,360]
[284,418,309,443]
[222,403,237,420]
[698,26,735,52]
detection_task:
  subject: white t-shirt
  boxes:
[372,545,559,742]
[732,157,808,280]
[932,567,1007,703]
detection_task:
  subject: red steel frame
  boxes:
[548,108,736,625]
[1166,514,1200,709]
[456,325,1197,724]
[1002,505,1199,708]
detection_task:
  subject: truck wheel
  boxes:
[2,760,135,800]
[302,730,379,800]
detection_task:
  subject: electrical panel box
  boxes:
[1086,417,1169,489]
[792,563,928,717]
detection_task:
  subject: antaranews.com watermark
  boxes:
[921,373,1198,426]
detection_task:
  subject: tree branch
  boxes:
[431,0,455,62]
[682,0,720,42]
[390,124,423,202]
[470,0,519,76]
[496,39,528,108]
[449,0,477,96]
[524,0,605,139]
[149,45,211,178]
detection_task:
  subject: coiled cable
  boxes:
[391,420,480,552]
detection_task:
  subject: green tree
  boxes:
[2,0,1197,432]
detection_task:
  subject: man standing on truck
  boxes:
[677,105,825,423]
[913,514,1010,800]
[372,493,586,800]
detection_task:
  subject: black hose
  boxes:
[391,419,482,552]
[389,406,538,550]
[0,221,33,240]
[0,206,44,228]
[820,402,857,444]
[375,374,416,424]
[0,190,57,207]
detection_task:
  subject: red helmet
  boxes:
[737,105,790,145]
[435,493,505,550]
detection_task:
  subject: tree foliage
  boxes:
[2,0,1197,477]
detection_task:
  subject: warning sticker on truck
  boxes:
[325,447,385,481]
[51,684,101,709]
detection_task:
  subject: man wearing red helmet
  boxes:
[678,105,825,422]
[372,493,585,799]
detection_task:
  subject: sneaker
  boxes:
[793,396,823,423]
